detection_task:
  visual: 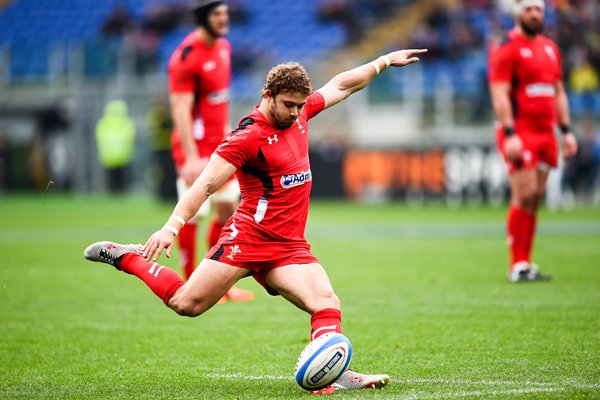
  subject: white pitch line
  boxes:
[414,386,572,399]
[206,373,291,381]
[204,373,600,391]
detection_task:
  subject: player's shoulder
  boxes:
[495,30,520,49]
[170,32,204,64]
[216,37,231,49]
[538,34,558,48]
[229,115,258,139]
[231,116,257,136]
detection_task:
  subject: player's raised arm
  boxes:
[317,49,427,110]
[142,153,237,261]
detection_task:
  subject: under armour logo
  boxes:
[267,134,278,144]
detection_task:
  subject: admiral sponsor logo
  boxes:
[281,170,312,188]
[309,351,343,384]
[525,83,555,97]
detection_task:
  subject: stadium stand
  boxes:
[0,0,598,115]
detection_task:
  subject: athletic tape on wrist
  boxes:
[383,54,391,67]
[169,215,186,225]
[371,61,381,75]
[163,224,179,236]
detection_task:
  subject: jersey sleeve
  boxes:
[303,91,326,120]
[168,47,198,93]
[215,127,254,169]
[488,42,515,83]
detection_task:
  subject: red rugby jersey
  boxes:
[168,32,231,164]
[488,29,562,132]
[215,92,326,242]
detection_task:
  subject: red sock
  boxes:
[310,308,342,341]
[177,222,197,280]
[507,205,533,267]
[120,253,184,305]
[207,219,224,250]
[524,213,537,262]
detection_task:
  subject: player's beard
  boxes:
[520,17,544,36]
[269,103,296,130]
[273,117,296,130]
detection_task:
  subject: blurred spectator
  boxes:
[317,0,363,44]
[0,131,7,192]
[123,25,160,75]
[27,99,74,192]
[145,98,176,201]
[562,120,600,203]
[143,2,184,36]
[569,46,599,114]
[101,4,133,37]
[227,0,249,24]
[95,100,136,194]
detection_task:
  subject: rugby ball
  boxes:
[294,332,352,390]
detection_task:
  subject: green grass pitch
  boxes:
[1,194,599,399]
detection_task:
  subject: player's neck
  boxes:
[257,99,276,126]
[515,25,538,41]
[195,28,218,46]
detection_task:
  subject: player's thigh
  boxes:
[173,258,250,311]
[536,168,550,195]
[265,263,340,313]
[509,168,537,202]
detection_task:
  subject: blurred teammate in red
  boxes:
[168,0,253,302]
[85,48,427,393]
[488,0,578,282]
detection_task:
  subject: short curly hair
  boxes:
[262,62,313,98]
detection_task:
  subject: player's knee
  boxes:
[515,191,537,211]
[168,295,207,317]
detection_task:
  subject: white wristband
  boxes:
[382,54,391,67]
[169,215,185,225]
[371,61,381,75]
[163,224,179,236]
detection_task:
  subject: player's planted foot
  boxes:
[310,369,390,394]
[217,286,255,304]
[84,241,142,270]
[225,286,255,302]
[508,261,552,282]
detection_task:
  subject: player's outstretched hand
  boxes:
[142,228,174,262]
[563,132,578,159]
[389,49,427,67]
[504,135,523,163]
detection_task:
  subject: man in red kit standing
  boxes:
[84,48,427,393]
[489,0,578,282]
[168,0,253,302]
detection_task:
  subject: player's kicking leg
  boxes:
[83,241,250,315]
[265,263,389,394]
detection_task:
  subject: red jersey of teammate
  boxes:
[168,32,231,168]
[488,28,562,133]
[214,92,325,246]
